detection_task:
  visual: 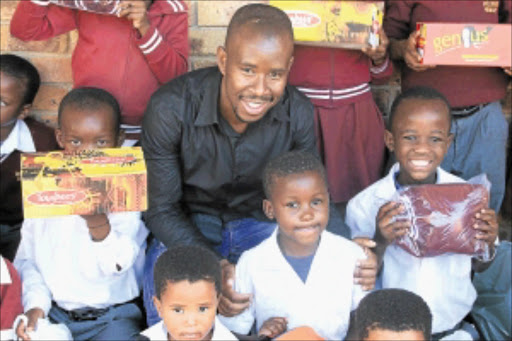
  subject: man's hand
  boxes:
[16,308,44,341]
[81,213,111,241]
[395,31,435,72]
[218,259,252,317]
[362,29,389,66]
[376,202,410,244]
[258,317,288,338]
[353,238,378,291]
[117,0,151,36]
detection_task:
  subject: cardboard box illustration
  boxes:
[270,1,384,49]
[21,147,147,218]
[416,22,512,67]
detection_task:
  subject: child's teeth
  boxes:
[412,160,429,166]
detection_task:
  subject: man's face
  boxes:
[217,27,294,132]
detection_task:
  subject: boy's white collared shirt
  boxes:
[141,317,238,341]
[0,119,36,162]
[219,229,367,340]
[14,212,148,315]
[346,163,476,334]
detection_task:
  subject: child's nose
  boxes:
[300,206,314,221]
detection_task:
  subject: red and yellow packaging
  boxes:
[21,147,147,218]
[270,1,384,49]
[416,22,512,67]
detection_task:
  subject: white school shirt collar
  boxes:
[0,257,12,285]
[142,317,237,341]
[0,119,36,160]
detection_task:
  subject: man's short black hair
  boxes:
[354,289,432,340]
[388,86,452,131]
[225,3,293,47]
[263,151,327,199]
[58,87,121,133]
[0,54,41,105]
[153,245,221,299]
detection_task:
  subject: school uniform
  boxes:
[219,229,367,340]
[384,0,512,212]
[288,46,393,202]
[14,212,148,340]
[346,163,477,337]
[0,257,22,340]
[140,317,238,341]
[0,118,58,261]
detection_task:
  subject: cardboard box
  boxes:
[21,147,147,218]
[416,22,512,67]
[270,1,384,49]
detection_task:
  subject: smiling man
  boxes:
[141,3,358,327]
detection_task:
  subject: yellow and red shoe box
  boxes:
[416,22,512,67]
[270,1,384,49]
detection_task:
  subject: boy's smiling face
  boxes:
[385,98,452,186]
[263,171,329,257]
[56,104,122,153]
[154,279,219,341]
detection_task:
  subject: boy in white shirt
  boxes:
[139,246,237,341]
[346,86,499,340]
[219,151,368,340]
[14,87,148,340]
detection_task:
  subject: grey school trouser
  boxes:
[441,101,508,212]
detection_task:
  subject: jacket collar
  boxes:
[193,68,290,127]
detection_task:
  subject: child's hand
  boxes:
[474,208,498,249]
[218,259,252,317]
[401,30,435,72]
[375,202,410,245]
[503,67,512,76]
[16,308,44,341]
[362,29,389,66]
[352,238,378,291]
[258,317,288,338]
[81,213,111,241]
[117,0,151,36]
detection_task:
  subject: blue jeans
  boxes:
[142,215,277,327]
[442,101,508,212]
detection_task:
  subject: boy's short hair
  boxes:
[153,245,221,299]
[0,54,40,105]
[354,289,432,340]
[58,87,121,133]
[263,151,327,198]
[226,3,293,47]
[388,86,452,131]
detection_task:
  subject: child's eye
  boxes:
[286,202,299,209]
[172,308,183,314]
[241,67,254,74]
[0,100,6,107]
[311,198,323,206]
[199,306,209,313]
[70,140,81,146]
[430,137,442,143]
[403,135,416,141]
[97,140,108,147]
[269,71,281,80]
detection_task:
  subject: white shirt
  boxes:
[346,163,476,333]
[141,317,238,341]
[14,212,148,315]
[219,229,367,340]
[0,119,36,162]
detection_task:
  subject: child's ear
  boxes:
[217,46,227,76]
[17,104,32,120]
[262,199,275,220]
[55,128,65,149]
[384,129,394,152]
[116,129,126,147]
[152,296,162,318]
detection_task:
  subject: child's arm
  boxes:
[80,212,148,277]
[118,0,188,84]
[472,208,499,272]
[373,202,410,267]
[362,29,394,83]
[10,0,78,42]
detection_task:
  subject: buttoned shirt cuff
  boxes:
[30,0,51,6]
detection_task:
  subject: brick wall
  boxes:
[1,0,510,126]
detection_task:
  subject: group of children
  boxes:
[0,0,507,340]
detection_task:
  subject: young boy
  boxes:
[346,86,499,340]
[219,151,367,340]
[139,246,237,341]
[14,87,148,340]
[352,288,432,341]
[10,0,188,143]
[0,54,58,261]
